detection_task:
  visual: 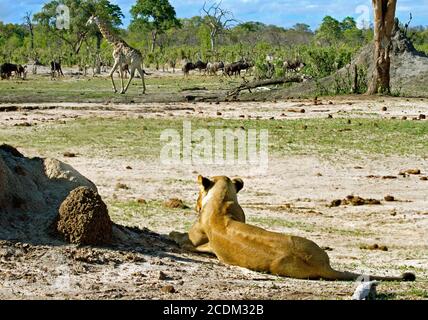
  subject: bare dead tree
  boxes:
[404,13,412,36]
[367,0,397,95]
[227,75,305,97]
[23,12,34,51]
[23,12,38,74]
[201,1,236,52]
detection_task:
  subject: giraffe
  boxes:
[86,15,146,94]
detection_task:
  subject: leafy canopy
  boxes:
[33,0,123,53]
[316,16,364,46]
[130,0,181,33]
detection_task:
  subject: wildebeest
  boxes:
[206,62,224,75]
[0,63,26,79]
[283,60,306,72]
[50,61,64,77]
[16,65,27,79]
[115,63,130,78]
[123,64,130,78]
[194,60,208,74]
[99,61,109,73]
[224,60,252,77]
[224,62,239,77]
[182,62,196,76]
[239,61,252,73]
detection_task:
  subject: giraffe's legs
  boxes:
[118,65,125,94]
[137,65,146,94]
[109,60,120,93]
[122,66,136,94]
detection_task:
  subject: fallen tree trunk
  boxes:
[227,76,304,97]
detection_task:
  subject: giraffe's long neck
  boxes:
[94,19,122,45]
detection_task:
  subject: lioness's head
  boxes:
[196,175,244,213]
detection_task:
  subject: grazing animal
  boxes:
[194,60,208,74]
[239,60,252,73]
[50,61,64,77]
[182,62,196,76]
[86,15,146,94]
[283,60,306,72]
[170,175,416,281]
[16,65,27,79]
[224,60,251,77]
[116,63,130,79]
[123,64,130,78]
[206,62,224,75]
[207,62,217,75]
[224,62,240,77]
[169,59,177,73]
[99,61,109,73]
[0,63,21,79]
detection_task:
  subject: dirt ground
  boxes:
[0,94,427,123]
[0,97,427,300]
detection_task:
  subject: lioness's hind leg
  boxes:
[271,254,323,279]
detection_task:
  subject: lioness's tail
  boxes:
[321,268,416,282]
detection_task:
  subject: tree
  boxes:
[130,0,181,52]
[237,22,265,33]
[201,1,236,52]
[316,16,365,47]
[34,0,123,70]
[0,22,28,62]
[340,17,357,31]
[367,0,397,94]
[34,0,92,56]
[293,23,311,33]
[23,12,34,51]
[341,17,364,47]
[316,16,342,45]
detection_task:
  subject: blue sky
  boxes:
[0,0,427,30]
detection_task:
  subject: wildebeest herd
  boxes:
[182,56,306,78]
[1,56,306,81]
[0,60,66,79]
[182,59,252,77]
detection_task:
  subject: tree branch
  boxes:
[227,76,305,97]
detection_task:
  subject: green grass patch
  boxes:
[107,199,193,230]
[1,117,427,159]
[406,288,428,299]
[0,75,240,103]
[415,44,428,55]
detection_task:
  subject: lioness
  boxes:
[170,175,416,281]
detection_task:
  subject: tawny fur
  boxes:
[170,176,416,281]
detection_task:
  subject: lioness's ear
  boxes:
[198,175,213,190]
[232,178,244,193]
